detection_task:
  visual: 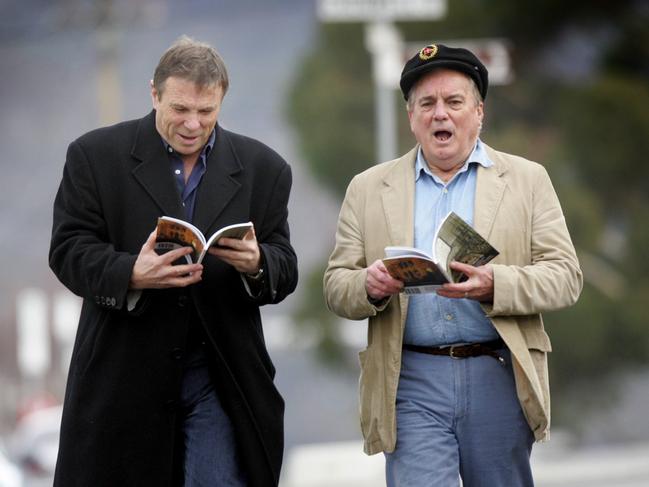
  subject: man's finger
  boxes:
[449,260,474,273]
[165,270,203,288]
[160,246,195,264]
[243,226,256,241]
[141,230,157,250]
[165,263,203,277]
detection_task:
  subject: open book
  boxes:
[154,216,253,264]
[382,212,499,295]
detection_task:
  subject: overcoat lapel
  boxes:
[193,125,243,234]
[131,111,185,218]
[474,144,508,239]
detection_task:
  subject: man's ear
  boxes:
[150,80,159,109]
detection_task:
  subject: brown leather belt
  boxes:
[403,338,506,364]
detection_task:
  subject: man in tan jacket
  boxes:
[324,44,582,486]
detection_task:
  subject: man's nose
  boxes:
[184,115,200,130]
[433,101,448,119]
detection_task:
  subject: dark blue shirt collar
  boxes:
[161,129,216,162]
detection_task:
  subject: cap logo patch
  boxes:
[419,44,438,61]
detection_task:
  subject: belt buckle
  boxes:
[449,345,460,359]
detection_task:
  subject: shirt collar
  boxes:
[415,138,493,182]
[161,129,216,163]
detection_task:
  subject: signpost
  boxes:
[318,0,447,162]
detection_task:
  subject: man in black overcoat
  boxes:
[49,35,298,487]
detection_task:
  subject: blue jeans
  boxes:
[385,349,534,487]
[179,362,247,487]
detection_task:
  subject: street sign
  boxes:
[318,0,446,22]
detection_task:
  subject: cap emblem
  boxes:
[419,44,438,61]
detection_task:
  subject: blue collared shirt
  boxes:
[403,139,500,346]
[163,130,216,222]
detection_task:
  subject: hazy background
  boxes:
[1,0,648,485]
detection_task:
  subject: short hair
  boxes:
[406,70,483,112]
[153,35,229,97]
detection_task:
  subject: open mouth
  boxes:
[434,130,453,142]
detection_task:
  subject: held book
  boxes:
[154,216,253,264]
[382,211,499,295]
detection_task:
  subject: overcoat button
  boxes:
[177,295,188,307]
[171,348,183,360]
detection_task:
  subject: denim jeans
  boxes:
[179,359,247,487]
[385,349,534,487]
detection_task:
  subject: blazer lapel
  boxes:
[380,146,418,247]
[474,143,508,239]
[192,126,242,234]
[131,111,185,218]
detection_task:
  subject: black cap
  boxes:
[400,44,488,101]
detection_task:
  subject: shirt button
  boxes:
[445,314,453,321]
[443,188,448,194]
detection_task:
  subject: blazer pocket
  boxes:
[524,328,552,352]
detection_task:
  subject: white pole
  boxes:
[16,288,51,380]
[53,291,81,374]
[364,21,403,163]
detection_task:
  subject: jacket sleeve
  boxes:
[487,165,583,317]
[249,163,298,305]
[49,140,137,311]
[324,175,391,320]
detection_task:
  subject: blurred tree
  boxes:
[287,0,649,430]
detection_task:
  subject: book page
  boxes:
[384,246,434,260]
[155,217,205,263]
[434,212,499,282]
[204,222,254,250]
[198,222,253,263]
[383,256,449,290]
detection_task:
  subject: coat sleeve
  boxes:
[49,140,137,311]
[250,163,298,305]
[488,165,583,316]
[323,175,390,320]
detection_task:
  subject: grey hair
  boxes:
[153,35,229,97]
[406,71,483,112]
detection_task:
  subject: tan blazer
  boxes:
[323,143,582,455]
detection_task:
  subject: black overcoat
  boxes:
[49,111,298,487]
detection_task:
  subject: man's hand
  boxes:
[366,259,403,300]
[437,261,494,302]
[129,231,203,289]
[207,226,260,274]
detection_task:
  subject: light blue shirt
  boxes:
[403,139,500,346]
